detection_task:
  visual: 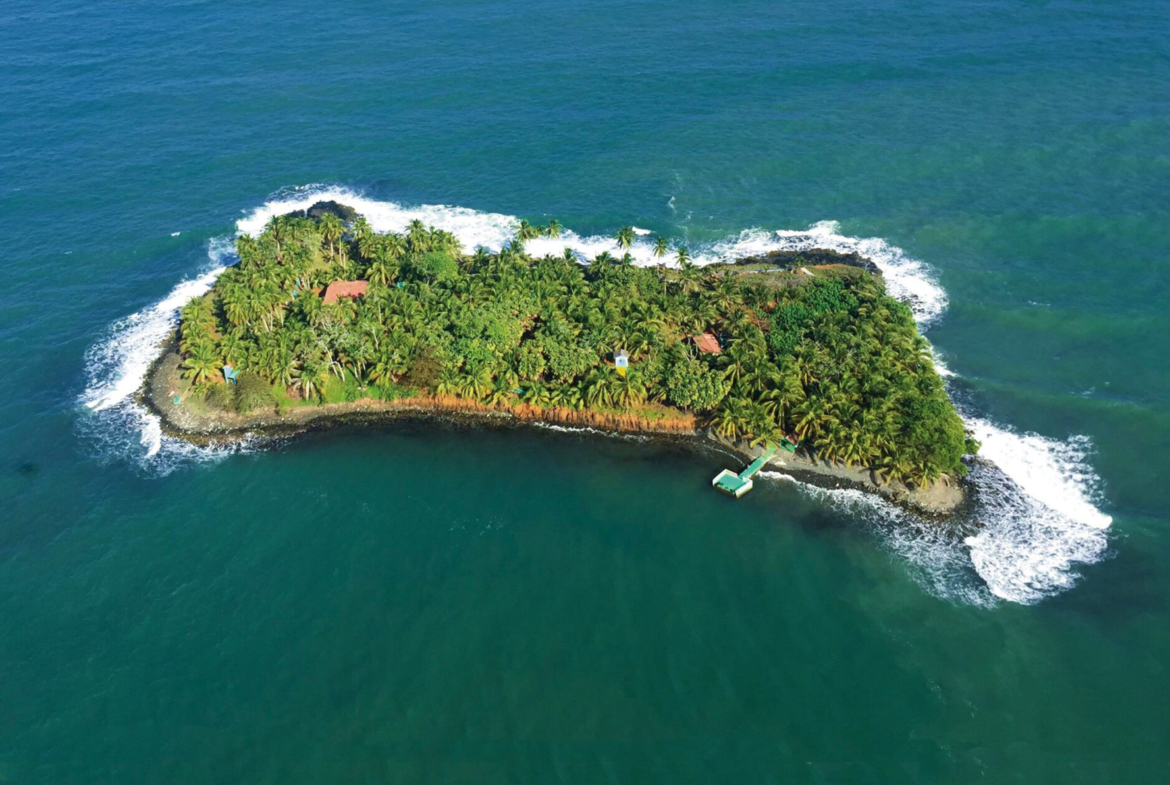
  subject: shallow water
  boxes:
[2,0,1168,781]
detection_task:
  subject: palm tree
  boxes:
[584,372,614,408]
[616,226,635,250]
[366,245,399,286]
[516,220,540,243]
[678,260,702,295]
[295,357,326,400]
[267,216,292,262]
[353,218,376,261]
[524,384,552,407]
[181,340,221,384]
[612,372,647,408]
[545,219,562,239]
[219,331,248,368]
[652,236,668,259]
[319,214,344,261]
[712,398,749,440]
[676,246,691,265]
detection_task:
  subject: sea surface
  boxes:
[2,1,1168,782]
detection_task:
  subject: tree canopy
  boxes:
[177,208,975,486]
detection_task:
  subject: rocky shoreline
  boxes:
[143,340,965,515]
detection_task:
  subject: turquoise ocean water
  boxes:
[2,0,1168,781]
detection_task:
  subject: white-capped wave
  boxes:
[755,411,1112,605]
[77,236,240,474]
[80,185,1113,604]
[967,420,1111,531]
[81,264,228,413]
[707,222,949,326]
[961,422,1111,603]
[757,471,996,606]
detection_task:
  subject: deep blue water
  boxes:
[2,1,1169,782]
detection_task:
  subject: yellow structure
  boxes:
[614,349,629,377]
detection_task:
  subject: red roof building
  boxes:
[692,333,722,355]
[322,280,368,304]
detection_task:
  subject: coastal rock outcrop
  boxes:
[285,200,359,223]
[734,248,881,275]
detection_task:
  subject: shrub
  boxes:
[408,250,458,281]
[342,377,363,402]
[666,355,729,412]
[405,346,443,389]
[234,371,276,415]
[203,383,235,412]
[372,381,412,401]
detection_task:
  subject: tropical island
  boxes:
[147,201,977,513]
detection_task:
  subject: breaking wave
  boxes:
[79,184,1113,602]
[961,423,1111,603]
[757,471,998,606]
[709,223,949,326]
[77,237,252,475]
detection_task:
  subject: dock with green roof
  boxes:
[712,442,780,498]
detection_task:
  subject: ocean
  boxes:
[2,0,1168,781]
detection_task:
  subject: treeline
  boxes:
[178,209,975,485]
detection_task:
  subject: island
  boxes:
[145,201,978,514]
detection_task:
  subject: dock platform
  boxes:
[712,443,780,498]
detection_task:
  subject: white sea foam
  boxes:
[80,185,1113,603]
[706,222,949,326]
[78,236,241,474]
[755,412,1112,604]
[532,422,648,441]
[757,471,996,606]
[81,263,227,413]
[961,422,1111,603]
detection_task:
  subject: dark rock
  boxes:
[734,248,881,275]
[284,200,359,224]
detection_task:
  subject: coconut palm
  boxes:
[181,340,221,384]
[295,357,326,400]
[678,260,702,295]
[545,219,562,239]
[615,226,635,250]
[653,236,669,259]
[319,214,344,261]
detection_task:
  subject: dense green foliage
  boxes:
[178,209,974,485]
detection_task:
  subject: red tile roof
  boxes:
[322,280,368,304]
[693,333,722,354]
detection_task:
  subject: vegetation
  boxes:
[177,207,976,486]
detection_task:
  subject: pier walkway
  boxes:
[712,443,780,498]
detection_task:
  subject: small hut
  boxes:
[691,333,722,355]
[322,280,369,304]
[614,349,629,376]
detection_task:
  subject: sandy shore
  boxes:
[144,345,965,515]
